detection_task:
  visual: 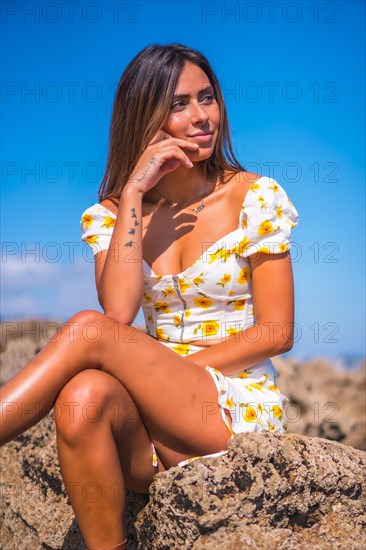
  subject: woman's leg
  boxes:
[55,369,166,549]
[1,309,232,467]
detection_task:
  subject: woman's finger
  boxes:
[148,130,172,146]
[149,132,199,151]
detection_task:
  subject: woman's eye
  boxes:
[171,101,186,109]
[171,94,216,110]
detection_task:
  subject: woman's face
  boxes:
[162,62,220,161]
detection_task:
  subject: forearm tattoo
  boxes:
[124,158,155,247]
[124,207,139,247]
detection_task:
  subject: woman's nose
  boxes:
[190,102,209,123]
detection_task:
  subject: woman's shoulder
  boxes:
[99,198,119,216]
[224,170,262,186]
[223,170,263,208]
[81,199,118,219]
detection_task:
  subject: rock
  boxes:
[0,410,149,549]
[272,356,366,451]
[0,320,61,385]
[136,432,366,549]
[1,420,365,549]
[1,320,365,547]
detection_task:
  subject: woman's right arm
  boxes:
[95,185,145,325]
[94,131,199,325]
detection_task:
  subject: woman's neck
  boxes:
[147,165,217,207]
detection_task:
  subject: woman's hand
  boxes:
[125,130,199,195]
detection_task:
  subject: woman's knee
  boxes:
[54,370,123,443]
[60,309,130,350]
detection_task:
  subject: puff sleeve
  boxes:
[80,204,116,256]
[236,177,299,257]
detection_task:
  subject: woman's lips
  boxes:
[189,133,213,143]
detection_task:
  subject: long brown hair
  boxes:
[98,43,247,203]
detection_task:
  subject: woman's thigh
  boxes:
[54,369,167,494]
[65,311,234,469]
[97,334,232,468]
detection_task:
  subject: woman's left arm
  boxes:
[190,250,295,376]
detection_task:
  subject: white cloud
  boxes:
[1,256,100,320]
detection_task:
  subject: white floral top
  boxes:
[80,176,299,356]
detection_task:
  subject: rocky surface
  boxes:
[1,419,365,549]
[274,355,366,451]
[1,320,365,548]
[136,432,366,549]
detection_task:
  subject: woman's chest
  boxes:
[143,231,253,304]
[141,193,243,278]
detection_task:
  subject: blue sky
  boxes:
[1,0,365,363]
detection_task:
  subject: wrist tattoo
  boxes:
[132,158,156,183]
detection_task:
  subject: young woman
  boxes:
[1,44,299,549]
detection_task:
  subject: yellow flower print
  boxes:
[267,422,276,432]
[237,267,250,285]
[143,293,152,302]
[283,423,288,430]
[162,286,176,297]
[233,299,246,311]
[208,246,231,264]
[192,274,204,286]
[249,182,261,192]
[258,374,268,385]
[257,196,268,210]
[156,327,169,341]
[152,448,159,466]
[247,382,264,392]
[226,298,245,310]
[212,367,222,376]
[178,278,191,293]
[258,246,270,254]
[237,371,248,379]
[275,205,283,218]
[81,214,93,228]
[225,326,242,337]
[244,406,258,422]
[241,217,248,229]
[193,323,202,336]
[272,405,283,420]
[268,384,280,394]
[231,236,251,256]
[202,321,220,337]
[258,220,275,236]
[147,314,153,324]
[216,273,231,288]
[85,235,99,245]
[279,242,289,252]
[225,397,235,409]
[174,314,182,327]
[208,250,220,263]
[184,308,192,318]
[228,290,235,297]
[172,343,191,356]
[288,197,294,208]
[268,181,280,193]
[153,301,172,313]
[101,215,115,229]
[193,296,213,309]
